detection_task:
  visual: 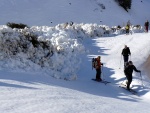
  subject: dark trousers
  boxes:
[126,74,132,89]
[126,29,129,34]
[96,68,101,80]
[123,55,129,62]
[123,55,129,67]
[145,26,148,32]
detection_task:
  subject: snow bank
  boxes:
[0,23,144,80]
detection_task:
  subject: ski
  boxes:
[91,78,111,85]
[119,84,138,95]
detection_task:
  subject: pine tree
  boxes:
[128,0,132,9]
[117,0,132,12]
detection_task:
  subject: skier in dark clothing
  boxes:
[145,20,149,32]
[122,45,131,67]
[124,61,141,90]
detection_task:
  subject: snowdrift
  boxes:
[0,23,145,80]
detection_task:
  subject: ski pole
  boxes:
[92,58,94,70]
[119,55,122,69]
[129,55,131,61]
[139,72,144,87]
[101,65,104,80]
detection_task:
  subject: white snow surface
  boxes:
[0,0,150,26]
[0,0,150,113]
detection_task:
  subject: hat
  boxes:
[128,61,133,64]
[98,56,101,59]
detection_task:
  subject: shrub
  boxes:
[6,22,29,29]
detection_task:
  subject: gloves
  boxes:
[138,70,141,73]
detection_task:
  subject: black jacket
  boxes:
[145,21,149,26]
[124,65,140,76]
[122,47,131,56]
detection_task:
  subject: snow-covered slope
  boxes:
[0,0,150,26]
[1,32,150,113]
[0,0,150,113]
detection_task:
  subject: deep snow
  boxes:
[0,0,150,113]
[0,0,150,26]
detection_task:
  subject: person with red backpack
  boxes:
[93,56,103,81]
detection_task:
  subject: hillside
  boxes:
[0,0,150,26]
[0,0,150,113]
[1,28,150,113]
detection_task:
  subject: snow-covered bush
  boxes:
[0,23,144,80]
[0,25,86,80]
